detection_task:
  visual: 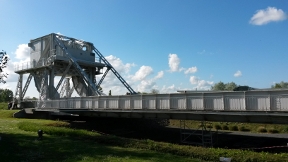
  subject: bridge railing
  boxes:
[36,90,288,111]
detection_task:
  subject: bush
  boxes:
[257,126,267,133]
[283,126,288,133]
[268,128,279,134]
[214,124,222,130]
[229,125,238,131]
[222,125,229,130]
[206,125,213,129]
[238,126,250,132]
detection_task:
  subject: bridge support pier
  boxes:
[180,120,216,147]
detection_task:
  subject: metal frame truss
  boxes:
[54,35,102,96]
[93,48,137,94]
[180,120,216,147]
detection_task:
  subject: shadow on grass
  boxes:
[0,132,195,162]
[63,117,288,153]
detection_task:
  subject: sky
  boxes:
[0,0,288,98]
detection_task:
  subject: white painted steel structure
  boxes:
[38,90,288,111]
[22,90,288,124]
[12,33,137,109]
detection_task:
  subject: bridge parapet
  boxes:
[36,90,288,112]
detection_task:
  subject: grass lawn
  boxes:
[0,110,200,162]
[2,110,288,162]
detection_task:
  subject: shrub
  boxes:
[283,126,288,133]
[45,122,71,127]
[257,126,267,133]
[198,123,204,127]
[238,126,250,132]
[222,125,229,130]
[206,125,213,129]
[214,124,222,130]
[229,125,238,131]
[268,128,279,134]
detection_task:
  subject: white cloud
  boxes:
[1,44,31,84]
[132,65,153,81]
[189,76,213,90]
[136,70,164,93]
[184,67,197,74]
[137,80,156,92]
[179,67,185,72]
[189,76,199,84]
[161,84,177,93]
[95,55,163,94]
[15,44,30,62]
[96,55,136,95]
[234,70,242,77]
[250,7,287,25]
[3,60,18,82]
[168,54,180,72]
[106,55,135,74]
[154,71,164,79]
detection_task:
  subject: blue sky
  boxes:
[0,0,288,97]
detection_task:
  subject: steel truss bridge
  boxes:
[12,33,288,146]
[31,89,288,124]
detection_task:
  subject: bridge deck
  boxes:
[34,90,288,124]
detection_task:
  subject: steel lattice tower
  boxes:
[13,33,136,108]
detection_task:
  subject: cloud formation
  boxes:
[189,76,213,90]
[3,44,30,83]
[96,55,136,94]
[97,55,165,94]
[106,55,135,74]
[137,80,157,92]
[132,65,153,81]
[168,54,180,72]
[161,84,177,93]
[250,7,287,25]
[155,71,164,79]
[189,76,199,84]
[234,70,242,77]
[184,67,198,74]
[15,44,30,61]
[168,53,198,75]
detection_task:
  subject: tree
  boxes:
[151,89,159,94]
[0,50,9,83]
[225,82,237,91]
[0,89,13,102]
[31,97,37,100]
[271,81,288,89]
[211,81,238,91]
[211,81,225,91]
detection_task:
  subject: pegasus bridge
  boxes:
[11,33,288,146]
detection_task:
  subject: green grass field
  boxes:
[1,110,288,162]
[0,110,200,162]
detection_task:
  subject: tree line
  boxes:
[0,89,13,102]
[211,81,288,91]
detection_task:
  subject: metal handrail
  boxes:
[35,93,288,112]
